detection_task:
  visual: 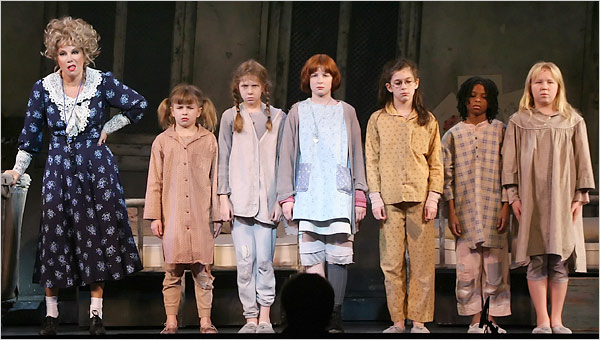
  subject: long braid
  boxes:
[231,59,273,133]
[264,84,272,132]
[232,86,244,133]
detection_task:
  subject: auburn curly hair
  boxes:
[43,16,101,67]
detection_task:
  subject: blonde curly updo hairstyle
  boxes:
[43,17,101,67]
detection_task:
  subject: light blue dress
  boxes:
[293,99,353,235]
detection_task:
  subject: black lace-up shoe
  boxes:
[39,316,59,336]
[89,310,106,335]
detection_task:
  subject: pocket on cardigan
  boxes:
[295,163,311,192]
[336,164,352,195]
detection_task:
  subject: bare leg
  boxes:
[258,305,271,324]
[305,262,326,278]
[45,287,59,297]
[548,281,568,327]
[393,320,406,329]
[90,282,104,298]
[528,279,550,327]
[200,316,213,327]
[473,313,499,325]
[470,312,481,325]
[165,314,178,326]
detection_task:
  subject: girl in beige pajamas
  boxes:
[144,84,222,334]
[365,59,443,333]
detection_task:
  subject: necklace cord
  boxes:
[310,97,334,143]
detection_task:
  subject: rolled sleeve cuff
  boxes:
[280,196,295,205]
[425,191,441,209]
[355,190,367,208]
[368,192,384,209]
[573,190,590,204]
[506,186,520,205]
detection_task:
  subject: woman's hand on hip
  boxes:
[97,131,108,146]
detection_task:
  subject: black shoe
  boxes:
[89,311,106,335]
[39,316,59,336]
[327,305,344,333]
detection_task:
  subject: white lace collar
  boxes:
[42,67,103,137]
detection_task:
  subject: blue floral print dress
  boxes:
[17,68,146,288]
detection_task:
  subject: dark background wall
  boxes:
[1,0,598,321]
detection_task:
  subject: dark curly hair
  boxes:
[456,76,499,122]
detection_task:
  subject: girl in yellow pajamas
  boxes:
[365,58,443,333]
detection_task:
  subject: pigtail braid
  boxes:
[231,59,274,132]
[233,100,244,133]
[264,85,272,132]
[232,78,244,133]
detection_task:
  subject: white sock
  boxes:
[45,296,59,318]
[90,297,103,319]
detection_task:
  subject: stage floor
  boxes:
[1,322,598,337]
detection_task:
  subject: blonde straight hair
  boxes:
[518,61,578,121]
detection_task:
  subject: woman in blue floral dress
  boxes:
[3,17,146,335]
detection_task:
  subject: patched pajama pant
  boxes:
[455,238,511,317]
[163,263,214,318]
[231,217,277,318]
[379,202,435,323]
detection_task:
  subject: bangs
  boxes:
[171,90,199,105]
[530,63,560,84]
[300,54,340,93]
[305,55,338,75]
[306,65,336,76]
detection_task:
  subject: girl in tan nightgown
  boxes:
[501,61,595,334]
